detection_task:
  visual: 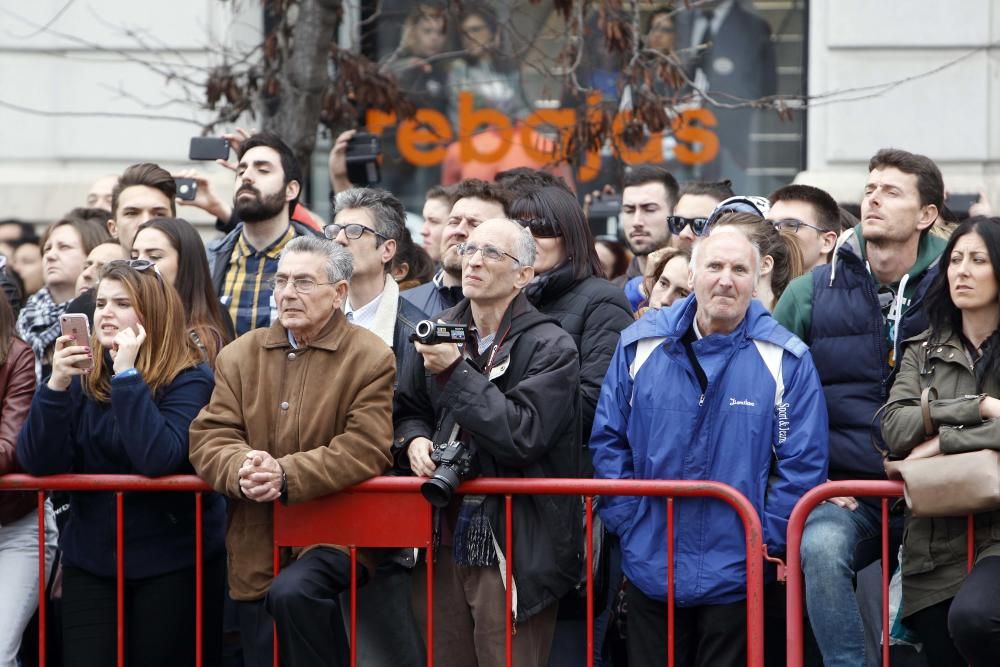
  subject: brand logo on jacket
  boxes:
[729,397,756,407]
[777,402,790,444]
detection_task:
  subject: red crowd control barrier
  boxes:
[0,474,213,667]
[783,480,976,667]
[274,477,770,667]
[1,475,769,667]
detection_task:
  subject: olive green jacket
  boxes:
[882,328,1000,618]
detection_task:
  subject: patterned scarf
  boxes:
[16,288,68,381]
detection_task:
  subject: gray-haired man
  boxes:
[190,237,396,667]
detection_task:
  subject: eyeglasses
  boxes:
[103,259,162,279]
[770,218,826,234]
[457,242,521,265]
[668,215,710,236]
[267,276,336,293]
[516,218,562,238]
[324,223,388,242]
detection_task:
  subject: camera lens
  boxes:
[421,466,462,508]
[414,320,434,343]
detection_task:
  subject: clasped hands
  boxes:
[239,450,285,503]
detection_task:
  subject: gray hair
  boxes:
[690,225,762,285]
[513,223,537,267]
[282,236,353,282]
[332,187,406,245]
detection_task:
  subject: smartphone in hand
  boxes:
[189,137,230,161]
[174,177,198,201]
[59,313,94,370]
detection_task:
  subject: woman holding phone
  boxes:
[16,260,226,667]
[131,217,234,367]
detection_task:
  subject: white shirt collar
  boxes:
[344,289,386,331]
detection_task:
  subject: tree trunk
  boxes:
[261,0,341,192]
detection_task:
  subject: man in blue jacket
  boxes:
[591,226,828,667]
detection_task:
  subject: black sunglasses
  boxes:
[668,215,710,236]
[517,218,562,238]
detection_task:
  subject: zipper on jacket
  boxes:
[699,394,705,406]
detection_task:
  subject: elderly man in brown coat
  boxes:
[190,236,395,667]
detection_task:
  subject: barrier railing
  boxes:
[1,475,769,667]
[783,480,977,667]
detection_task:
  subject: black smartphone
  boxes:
[174,178,198,201]
[189,137,230,161]
[945,192,980,220]
[345,132,382,186]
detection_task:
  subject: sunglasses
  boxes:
[516,218,562,238]
[103,259,162,279]
[668,215,710,236]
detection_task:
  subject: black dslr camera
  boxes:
[421,440,478,507]
[410,320,467,346]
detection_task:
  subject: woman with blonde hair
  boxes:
[17,260,225,667]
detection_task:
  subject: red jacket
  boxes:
[0,338,37,524]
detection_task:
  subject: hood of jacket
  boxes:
[829,224,946,297]
[623,292,806,357]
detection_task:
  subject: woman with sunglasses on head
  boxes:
[132,217,234,367]
[713,211,806,311]
[16,260,226,667]
[882,217,1000,667]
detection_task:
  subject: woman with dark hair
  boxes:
[132,217,234,367]
[0,292,57,665]
[882,216,1000,666]
[511,184,633,445]
[17,261,226,667]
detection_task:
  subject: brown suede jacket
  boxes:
[189,310,395,600]
[0,339,36,524]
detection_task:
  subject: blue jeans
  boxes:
[800,500,902,667]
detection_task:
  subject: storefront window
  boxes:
[358,0,806,212]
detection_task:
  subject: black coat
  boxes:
[394,292,582,621]
[526,264,633,452]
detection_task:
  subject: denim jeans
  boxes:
[800,500,902,667]
[0,499,57,667]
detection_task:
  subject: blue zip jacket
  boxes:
[590,295,828,605]
[16,364,226,579]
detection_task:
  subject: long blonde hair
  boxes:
[83,263,200,403]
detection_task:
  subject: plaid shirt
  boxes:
[221,225,296,336]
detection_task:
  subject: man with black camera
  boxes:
[394,217,582,667]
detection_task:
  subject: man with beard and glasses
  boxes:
[208,132,320,336]
[615,165,679,288]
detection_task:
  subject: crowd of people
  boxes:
[0,123,999,667]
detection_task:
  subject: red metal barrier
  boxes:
[273,477,769,667]
[0,474,211,667]
[1,475,769,667]
[784,480,976,667]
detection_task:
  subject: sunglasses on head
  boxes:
[668,215,710,236]
[103,259,162,279]
[516,218,562,238]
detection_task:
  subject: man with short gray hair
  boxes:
[190,237,396,667]
[394,218,582,667]
[591,227,828,667]
[326,188,428,666]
